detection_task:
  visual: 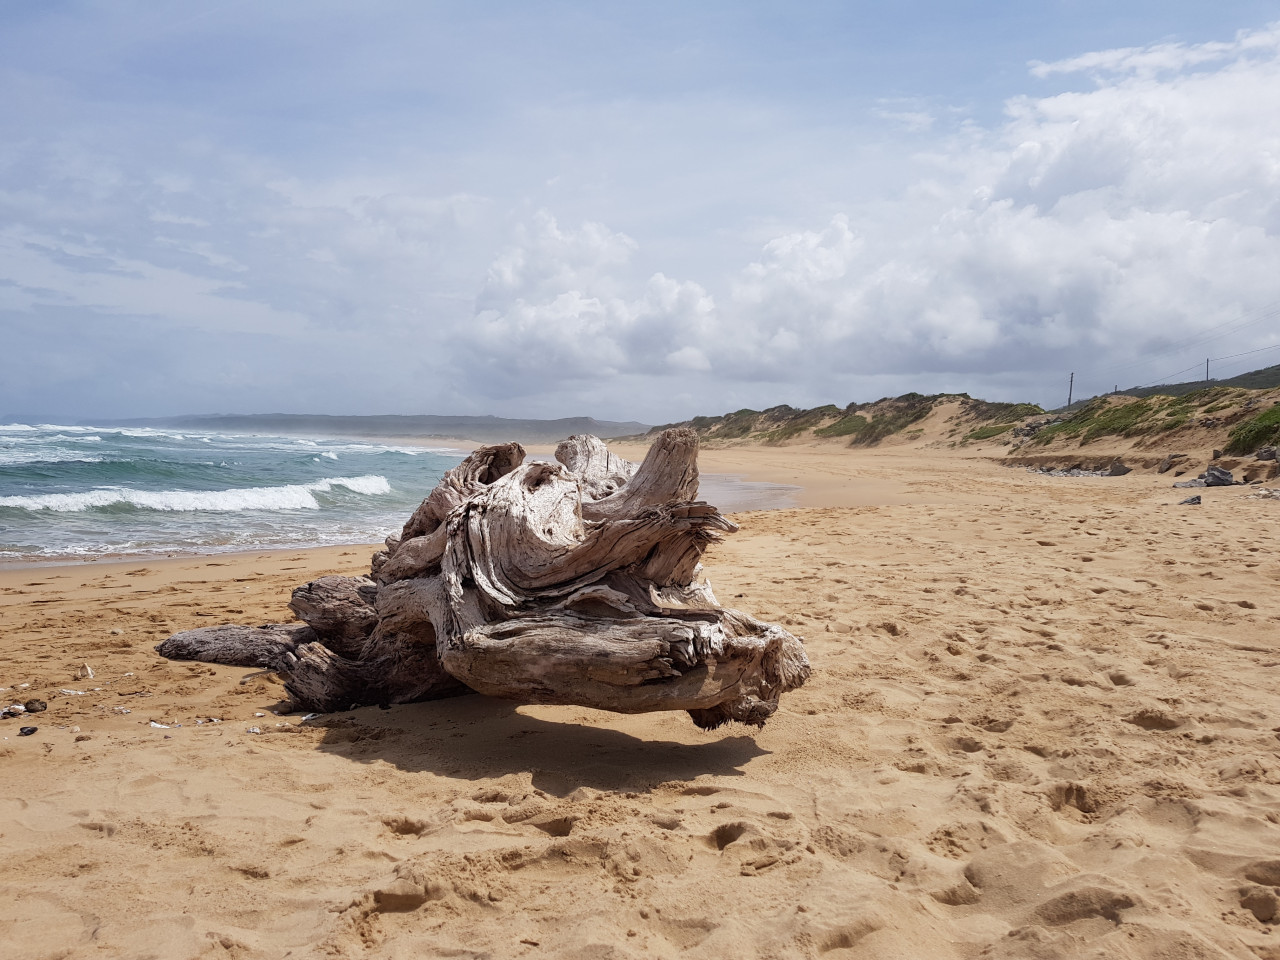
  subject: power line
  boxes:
[1087,341,1280,398]
[1129,361,1206,391]
[1082,299,1280,385]
[1209,342,1280,364]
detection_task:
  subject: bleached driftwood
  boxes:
[157,429,809,728]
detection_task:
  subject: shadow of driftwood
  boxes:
[305,693,769,795]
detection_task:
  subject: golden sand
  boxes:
[2,445,1278,958]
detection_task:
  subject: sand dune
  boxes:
[2,447,1279,959]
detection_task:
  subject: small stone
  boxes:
[18,726,37,736]
[1178,495,1202,505]
[24,699,47,713]
[1212,449,1223,460]
[1257,446,1277,461]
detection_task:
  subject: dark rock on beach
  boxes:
[1204,465,1234,486]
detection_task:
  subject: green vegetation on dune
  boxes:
[1224,402,1280,454]
[654,391,1047,446]
[1081,399,1154,442]
[1031,386,1278,448]
[960,401,1044,443]
[965,423,1014,442]
[847,404,932,446]
[644,368,1280,451]
[814,414,869,437]
[1033,397,1159,445]
[963,401,1044,422]
[761,404,841,443]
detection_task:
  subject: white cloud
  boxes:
[4,9,1280,420]
[465,214,716,389]
[1030,22,1280,79]
[461,24,1280,409]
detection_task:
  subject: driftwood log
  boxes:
[157,429,810,729]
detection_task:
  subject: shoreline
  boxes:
[0,433,802,569]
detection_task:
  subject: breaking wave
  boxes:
[0,475,392,513]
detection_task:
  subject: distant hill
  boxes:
[1114,362,1280,400]
[637,368,1280,468]
[643,393,1045,446]
[634,361,1280,457]
[93,413,653,444]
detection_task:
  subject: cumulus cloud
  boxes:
[466,214,716,391]
[467,24,1280,409]
[5,8,1280,421]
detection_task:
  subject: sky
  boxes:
[2,1,1280,423]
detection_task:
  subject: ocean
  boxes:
[0,424,795,563]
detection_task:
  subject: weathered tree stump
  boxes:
[156,429,810,728]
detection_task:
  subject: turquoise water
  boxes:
[0,424,465,560]
[0,424,797,562]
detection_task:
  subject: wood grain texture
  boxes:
[156,429,809,727]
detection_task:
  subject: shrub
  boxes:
[965,423,1013,441]
[1080,400,1154,443]
[815,415,869,438]
[1224,403,1280,454]
[965,400,1044,421]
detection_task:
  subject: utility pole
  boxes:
[1205,358,1209,382]
[1067,372,1074,408]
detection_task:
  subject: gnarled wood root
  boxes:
[157,429,810,728]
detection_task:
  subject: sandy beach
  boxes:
[3,443,1279,959]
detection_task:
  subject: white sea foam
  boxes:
[106,428,193,441]
[322,450,339,460]
[0,450,107,466]
[326,475,391,496]
[33,424,101,433]
[31,433,104,444]
[0,475,392,513]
